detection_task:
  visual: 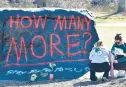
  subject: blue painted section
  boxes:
[0,9,99,81]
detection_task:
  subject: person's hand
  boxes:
[114,60,118,63]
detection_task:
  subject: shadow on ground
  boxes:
[74,80,107,87]
[0,77,126,87]
[74,77,126,87]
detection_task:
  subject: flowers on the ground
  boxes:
[30,74,38,81]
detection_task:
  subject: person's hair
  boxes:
[94,41,103,52]
[94,41,103,48]
[115,34,122,41]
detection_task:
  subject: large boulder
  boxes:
[0,8,98,81]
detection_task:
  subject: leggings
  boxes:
[90,62,110,81]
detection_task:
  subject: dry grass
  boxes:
[96,14,126,23]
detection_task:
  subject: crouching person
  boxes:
[89,41,111,81]
[112,34,126,78]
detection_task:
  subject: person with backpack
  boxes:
[111,34,126,78]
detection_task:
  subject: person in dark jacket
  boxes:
[111,34,126,77]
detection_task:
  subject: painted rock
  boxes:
[0,8,99,81]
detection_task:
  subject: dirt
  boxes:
[0,76,125,87]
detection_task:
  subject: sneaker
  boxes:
[102,77,108,81]
[123,75,126,79]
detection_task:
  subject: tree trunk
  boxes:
[34,0,47,7]
[117,0,125,12]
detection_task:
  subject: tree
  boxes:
[34,0,47,8]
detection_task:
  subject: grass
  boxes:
[95,12,126,23]
[94,12,126,48]
[96,16,126,23]
[96,26,126,48]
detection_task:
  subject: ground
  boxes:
[0,76,126,87]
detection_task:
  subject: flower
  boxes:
[30,74,38,81]
[49,63,56,71]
